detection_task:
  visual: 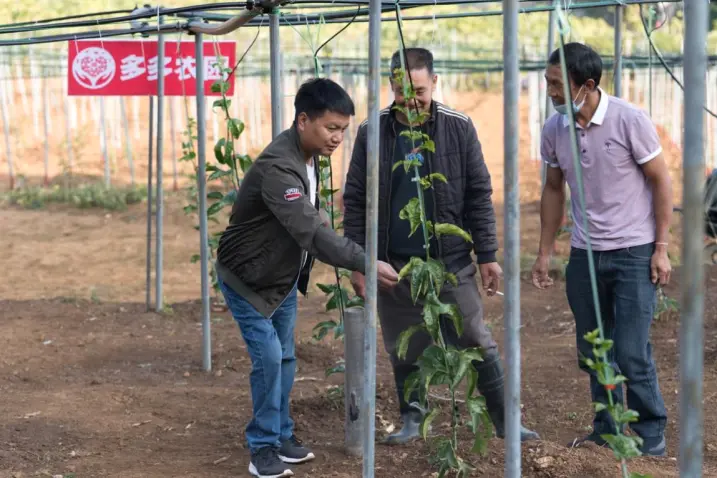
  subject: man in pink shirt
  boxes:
[531,42,673,457]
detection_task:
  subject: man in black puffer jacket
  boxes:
[343,47,540,444]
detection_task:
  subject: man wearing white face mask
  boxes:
[532,42,673,457]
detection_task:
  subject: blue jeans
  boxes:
[219,278,297,452]
[565,242,667,439]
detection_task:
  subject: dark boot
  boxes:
[475,354,540,442]
[383,363,427,445]
[383,409,424,445]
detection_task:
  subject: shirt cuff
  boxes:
[542,156,560,168]
[636,146,662,165]
[475,251,497,264]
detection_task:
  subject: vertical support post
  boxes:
[362,0,381,475]
[614,5,623,97]
[270,12,283,138]
[0,72,13,190]
[63,83,74,176]
[146,96,155,312]
[120,97,135,186]
[503,0,521,477]
[169,97,178,191]
[541,9,556,190]
[680,1,707,476]
[42,68,50,186]
[99,97,110,186]
[155,24,166,313]
[196,32,212,373]
[344,306,366,457]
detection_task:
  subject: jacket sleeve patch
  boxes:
[283,187,303,202]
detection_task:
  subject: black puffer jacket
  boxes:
[342,100,498,271]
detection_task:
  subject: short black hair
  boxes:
[294,77,355,121]
[390,47,434,76]
[548,42,602,88]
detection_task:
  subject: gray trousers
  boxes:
[378,261,502,414]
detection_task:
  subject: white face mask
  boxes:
[553,85,586,116]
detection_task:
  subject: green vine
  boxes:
[390,64,492,477]
[179,52,253,295]
[312,156,364,345]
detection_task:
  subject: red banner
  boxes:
[67,39,236,97]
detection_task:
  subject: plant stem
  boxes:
[451,389,458,447]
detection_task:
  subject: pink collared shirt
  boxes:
[541,89,662,251]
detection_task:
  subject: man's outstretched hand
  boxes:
[350,261,399,299]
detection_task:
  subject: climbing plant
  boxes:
[389,59,493,476]
[179,51,252,294]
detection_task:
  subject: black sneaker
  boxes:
[278,435,316,464]
[249,446,294,478]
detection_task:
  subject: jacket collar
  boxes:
[287,123,306,161]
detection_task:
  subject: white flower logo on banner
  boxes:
[72,46,116,89]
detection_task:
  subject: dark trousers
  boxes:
[566,243,668,439]
[378,262,500,415]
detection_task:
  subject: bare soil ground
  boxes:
[1,88,713,477]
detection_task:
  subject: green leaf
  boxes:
[419,172,447,190]
[399,198,423,238]
[207,191,223,200]
[320,187,339,198]
[420,407,439,439]
[212,98,230,110]
[425,258,446,295]
[629,473,652,478]
[190,254,201,263]
[346,296,364,308]
[594,402,607,413]
[326,288,349,311]
[208,168,233,181]
[214,138,226,164]
[179,151,196,162]
[619,409,640,423]
[416,345,447,377]
[467,395,492,455]
[421,292,442,337]
[206,201,226,217]
[600,433,644,460]
[211,80,229,94]
[445,272,458,287]
[316,283,335,294]
[398,256,422,283]
[229,118,245,139]
[220,189,237,207]
[433,223,473,243]
[422,139,436,153]
[403,370,422,406]
[466,367,478,397]
[410,261,429,304]
[443,303,463,338]
[583,328,601,344]
[238,155,253,173]
[396,324,426,361]
[312,320,337,341]
[451,350,472,390]
[326,361,345,377]
[436,439,459,468]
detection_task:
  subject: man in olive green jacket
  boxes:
[216,78,398,478]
